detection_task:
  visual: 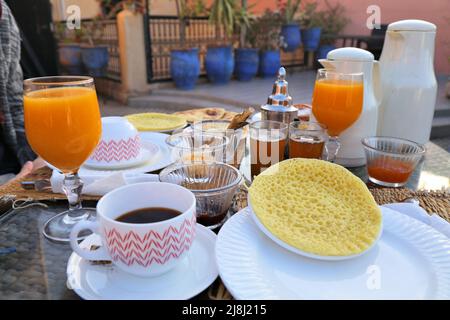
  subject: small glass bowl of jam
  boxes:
[362,136,426,187]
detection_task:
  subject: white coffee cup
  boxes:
[86,117,142,167]
[69,182,196,277]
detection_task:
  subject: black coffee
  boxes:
[115,207,181,224]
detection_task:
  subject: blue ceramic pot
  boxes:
[205,46,234,84]
[301,27,322,51]
[259,50,280,78]
[234,48,259,81]
[170,48,200,90]
[58,44,82,75]
[281,24,301,52]
[81,45,109,77]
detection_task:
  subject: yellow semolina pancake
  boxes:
[248,158,382,257]
[125,113,187,131]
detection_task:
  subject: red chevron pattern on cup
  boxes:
[90,135,141,162]
[104,215,196,267]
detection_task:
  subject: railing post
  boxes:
[117,8,149,99]
[143,12,153,82]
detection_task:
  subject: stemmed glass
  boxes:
[23,76,102,243]
[311,69,364,162]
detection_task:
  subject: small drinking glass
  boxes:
[192,119,245,166]
[289,121,328,159]
[362,136,426,187]
[166,131,229,164]
[250,120,288,178]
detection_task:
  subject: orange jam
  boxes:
[367,158,415,184]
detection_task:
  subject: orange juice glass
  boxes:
[23,76,102,243]
[311,69,364,162]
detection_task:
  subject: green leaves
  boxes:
[285,0,301,24]
[209,0,237,38]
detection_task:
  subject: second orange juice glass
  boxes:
[311,69,364,162]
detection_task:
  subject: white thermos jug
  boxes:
[378,20,437,144]
[319,47,381,167]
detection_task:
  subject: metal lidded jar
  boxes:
[261,67,298,124]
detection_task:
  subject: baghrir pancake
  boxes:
[125,113,186,131]
[248,158,382,257]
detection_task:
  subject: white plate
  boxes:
[216,207,450,300]
[248,203,383,260]
[83,142,160,170]
[77,132,175,176]
[154,123,188,134]
[67,224,218,300]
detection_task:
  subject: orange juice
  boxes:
[24,87,101,173]
[312,79,363,136]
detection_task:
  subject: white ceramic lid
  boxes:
[327,47,374,62]
[388,19,436,32]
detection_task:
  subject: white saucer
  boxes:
[67,224,218,300]
[83,142,160,170]
[78,132,176,176]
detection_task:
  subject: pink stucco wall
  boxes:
[251,0,450,75]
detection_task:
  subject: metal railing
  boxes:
[53,19,121,81]
[146,16,230,81]
[145,15,306,82]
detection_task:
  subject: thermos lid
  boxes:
[327,47,374,62]
[388,19,436,32]
[266,67,293,107]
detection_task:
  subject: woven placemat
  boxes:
[368,186,450,221]
[0,167,100,204]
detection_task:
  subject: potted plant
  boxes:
[234,2,259,81]
[206,0,237,84]
[316,0,349,59]
[299,1,321,51]
[79,1,127,77]
[56,23,84,75]
[279,0,302,52]
[170,0,204,90]
[80,18,110,77]
[252,9,284,78]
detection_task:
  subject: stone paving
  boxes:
[101,71,449,142]
[102,71,449,116]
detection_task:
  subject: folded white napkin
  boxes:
[51,170,159,196]
[382,203,450,238]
